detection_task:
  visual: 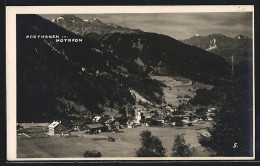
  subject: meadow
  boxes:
[17,122,211,158]
[150,75,213,107]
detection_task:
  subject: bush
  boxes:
[195,107,207,120]
[176,120,184,127]
[107,136,115,142]
[148,118,158,126]
[171,116,184,127]
[83,150,102,157]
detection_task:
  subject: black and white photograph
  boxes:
[6,6,254,160]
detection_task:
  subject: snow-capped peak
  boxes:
[52,16,64,22]
[84,18,102,24]
[195,34,200,36]
[206,38,217,51]
[107,23,118,28]
[57,17,64,20]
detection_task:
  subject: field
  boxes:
[150,75,213,107]
[17,122,211,158]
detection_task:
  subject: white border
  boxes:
[6,5,255,161]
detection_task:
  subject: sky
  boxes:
[41,12,253,40]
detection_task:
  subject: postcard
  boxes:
[6,5,255,160]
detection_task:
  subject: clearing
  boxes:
[150,75,213,107]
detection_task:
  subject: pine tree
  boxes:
[136,130,166,157]
[171,135,193,157]
[198,70,253,156]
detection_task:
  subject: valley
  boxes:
[15,13,253,158]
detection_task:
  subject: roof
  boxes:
[149,109,157,112]
[62,130,71,134]
[116,114,124,118]
[73,121,85,126]
[48,121,61,128]
[86,123,104,129]
[114,121,120,124]
[17,124,23,128]
[156,117,165,121]
[142,111,150,117]
[105,119,115,124]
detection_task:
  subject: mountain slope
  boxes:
[100,32,231,85]
[17,14,232,122]
[17,14,162,122]
[53,15,231,86]
[181,34,253,63]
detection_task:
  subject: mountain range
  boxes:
[52,15,142,41]
[181,34,252,64]
[17,14,235,122]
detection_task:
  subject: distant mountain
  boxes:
[17,14,231,122]
[53,15,142,40]
[181,34,253,63]
[234,34,249,40]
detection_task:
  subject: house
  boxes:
[105,119,115,130]
[61,130,71,136]
[17,124,24,132]
[192,118,199,123]
[48,121,67,136]
[207,117,213,121]
[85,123,105,134]
[163,116,171,123]
[92,115,101,123]
[127,120,135,128]
[114,121,120,130]
[171,122,176,126]
[145,122,150,127]
[72,121,86,131]
[105,119,121,130]
[181,119,192,125]
[134,111,142,124]
[149,109,157,117]
[166,106,176,112]
[156,117,165,124]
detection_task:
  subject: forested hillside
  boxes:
[17,14,231,122]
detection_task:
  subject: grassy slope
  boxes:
[150,75,213,107]
[17,124,211,158]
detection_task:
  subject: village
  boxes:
[16,104,215,157]
[17,105,216,137]
[16,76,218,157]
[17,76,216,137]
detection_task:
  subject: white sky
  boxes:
[41,12,252,40]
